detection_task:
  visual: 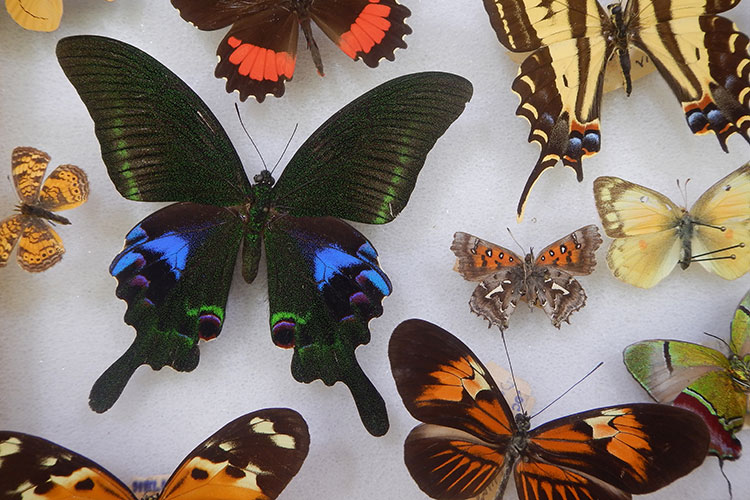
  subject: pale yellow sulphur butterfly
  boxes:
[594,163,750,288]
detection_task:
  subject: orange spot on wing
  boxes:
[638,239,648,250]
[725,228,735,239]
[338,1,392,58]
[227,39,295,81]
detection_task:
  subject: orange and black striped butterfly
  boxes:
[389,319,711,500]
[171,0,412,102]
[0,408,309,500]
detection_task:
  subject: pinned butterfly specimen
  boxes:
[0,147,89,272]
[593,163,750,288]
[170,0,412,102]
[389,319,710,500]
[5,0,113,32]
[0,408,309,500]
[56,35,472,436]
[450,225,602,331]
[481,0,750,220]
[624,289,750,461]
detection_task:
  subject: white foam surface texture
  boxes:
[1,1,749,498]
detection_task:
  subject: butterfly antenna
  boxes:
[718,458,733,500]
[676,178,691,208]
[702,331,732,351]
[271,123,298,176]
[234,103,268,172]
[506,227,526,254]
[500,331,526,416]
[529,362,604,420]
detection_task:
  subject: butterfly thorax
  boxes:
[19,203,70,225]
[607,3,633,95]
[677,210,696,269]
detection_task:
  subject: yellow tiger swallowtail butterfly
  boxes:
[482,0,750,220]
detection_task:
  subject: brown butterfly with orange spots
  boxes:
[450,225,602,332]
[171,0,411,102]
[389,319,710,500]
[0,408,309,500]
[0,147,89,272]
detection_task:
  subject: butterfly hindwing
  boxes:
[159,408,310,500]
[264,215,391,436]
[0,431,135,500]
[272,72,473,224]
[309,0,411,67]
[56,35,251,206]
[89,202,244,413]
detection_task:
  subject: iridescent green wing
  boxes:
[731,289,750,359]
[624,339,746,459]
[90,203,244,412]
[270,72,473,223]
[264,215,391,436]
[624,340,731,403]
[56,35,251,205]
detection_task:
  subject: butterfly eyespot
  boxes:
[198,313,222,340]
[485,249,493,257]
[191,468,209,480]
[272,320,296,348]
[75,478,95,491]
[560,245,567,253]
[540,255,545,261]
[548,250,555,256]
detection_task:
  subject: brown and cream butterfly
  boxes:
[481,0,750,220]
[451,225,602,331]
[0,408,309,500]
[0,146,89,272]
[389,319,711,500]
[171,0,412,102]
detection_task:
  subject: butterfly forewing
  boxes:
[159,409,309,500]
[37,165,90,212]
[0,431,135,500]
[628,0,750,149]
[264,215,391,436]
[528,405,709,494]
[272,72,473,224]
[533,225,602,275]
[57,36,251,206]
[731,289,750,357]
[451,232,523,281]
[11,147,50,205]
[624,340,731,403]
[389,319,515,443]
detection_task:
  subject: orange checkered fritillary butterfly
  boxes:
[0,147,89,271]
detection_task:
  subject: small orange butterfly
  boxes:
[390,319,711,500]
[0,147,89,271]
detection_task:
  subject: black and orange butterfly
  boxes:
[171,0,412,101]
[389,319,711,500]
[0,408,309,500]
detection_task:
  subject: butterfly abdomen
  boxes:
[20,203,71,225]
